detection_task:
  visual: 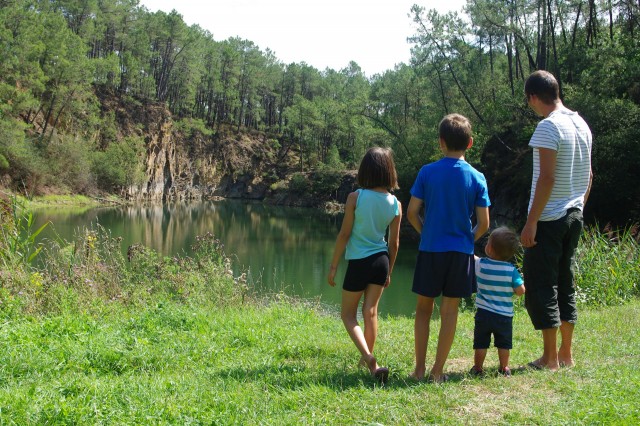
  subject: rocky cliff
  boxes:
[100,92,356,207]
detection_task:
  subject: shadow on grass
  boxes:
[210,365,486,391]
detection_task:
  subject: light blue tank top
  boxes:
[345,189,400,260]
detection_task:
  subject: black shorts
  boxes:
[343,252,389,292]
[524,208,583,330]
[412,251,475,298]
[473,308,513,350]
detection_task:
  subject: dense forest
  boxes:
[1,0,639,226]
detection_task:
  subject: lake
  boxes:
[32,200,421,316]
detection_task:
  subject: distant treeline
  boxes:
[0,0,639,225]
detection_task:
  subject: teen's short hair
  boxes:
[357,147,399,190]
[525,70,560,105]
[439,114,472,151]
[489,226,521,261]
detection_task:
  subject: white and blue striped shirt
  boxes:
[475,257,524,317]
[529,107,592,221]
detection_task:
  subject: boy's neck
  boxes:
[443,150,466,160]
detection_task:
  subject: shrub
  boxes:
[2,221,247,315]
[310,170,342,196]
[288,173,309,193]
[92,135,146,190]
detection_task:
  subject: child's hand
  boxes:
[328,266,337,287]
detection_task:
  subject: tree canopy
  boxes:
[1,0,639,225]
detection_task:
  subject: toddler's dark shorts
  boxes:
[473,308,513,350]
[343,251,389,292]
[412,251,475,298]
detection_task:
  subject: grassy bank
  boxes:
[1,199,639,424]
[0,299,638,424]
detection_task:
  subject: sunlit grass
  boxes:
[0,301,638,424]
[1,200,639,423]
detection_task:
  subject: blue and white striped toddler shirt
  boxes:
[475,257,524,317]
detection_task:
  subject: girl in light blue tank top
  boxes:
[328,147,402,384]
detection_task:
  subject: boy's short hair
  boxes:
[524,70,560,105]
[489,226,521,261]
[357,147,399,190]
[439,114,472,151]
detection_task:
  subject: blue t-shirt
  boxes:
[410,158,490,254]
[345,189,400,260]
[475,257,524,317]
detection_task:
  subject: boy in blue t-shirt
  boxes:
[407,113,491,383]
[470,227,526,377]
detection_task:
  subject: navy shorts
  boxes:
[524,208,583,330]
[412,251,475,298]
[473,308,513,350]
[343,252,389,292]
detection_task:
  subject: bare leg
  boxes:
[558,321,575,367]
[362,284,385,356]
[430,296,460,381]
[497,348,510,370]
[341,289,378,372]
[412,295,435,380]
[532,327,560,371]
[474,349,487,370]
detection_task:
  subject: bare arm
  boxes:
[406,196,423,235]
[474,205,490,241]
[385,202,402,287]
[521,147,556,248]
[328,191,357,287]
[583,168,593,206]
[514,284,526,296]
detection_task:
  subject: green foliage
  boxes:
[1,223,245,316]
[46,135,94,193]
[0,0,639,225]
[287,173,310,194]
[0,153,8,171]
[174,118,214,137]
[0,196,49,268]
[575,226,640,306]
[310,170,343,196]
[92,136,146,190]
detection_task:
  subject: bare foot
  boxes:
[364,354,379,375]
[409,368,426,381]
[428,373,449,383]
[528,358,559,371]
[559,359,575,368]
[428,368,449,383]
[358,355,367,369]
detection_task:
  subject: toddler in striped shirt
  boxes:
[470,227,526,377]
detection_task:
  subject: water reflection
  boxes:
[33,201,419,316]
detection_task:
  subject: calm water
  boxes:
[32,200,420,316]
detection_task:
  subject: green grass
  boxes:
[1,201,639,424]
[0,299,638,424]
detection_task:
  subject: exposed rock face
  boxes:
[113,94,348,206]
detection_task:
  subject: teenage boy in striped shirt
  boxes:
[521,70,593,371]
[470,227,525,377]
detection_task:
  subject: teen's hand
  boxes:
[521,221,538,248]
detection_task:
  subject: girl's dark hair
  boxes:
[524,70,560,105]
[357,147,399,190]
[439,114,472,151]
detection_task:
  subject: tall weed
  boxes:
[1,220,248,315]
[575,225,640,305]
